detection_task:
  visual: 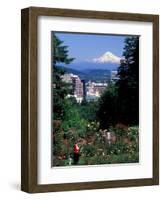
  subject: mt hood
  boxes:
[92,51,122,64]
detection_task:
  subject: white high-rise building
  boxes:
[62,73,84,103]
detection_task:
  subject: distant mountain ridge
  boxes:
[56,58,120,82]
[62,67,112,82]
[69,61,119,71]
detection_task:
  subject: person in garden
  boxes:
[73,143,80,164]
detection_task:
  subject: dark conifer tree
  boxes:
[52,33,74,120]
[52,33,74,164]
[97,36,139,128]
[116,36,139,125]
[97,83,118,128]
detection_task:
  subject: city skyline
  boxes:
[61,70,118,103]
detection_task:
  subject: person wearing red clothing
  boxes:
[73,143,80,164]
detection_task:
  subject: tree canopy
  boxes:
[52,33,74,120]
[116,36,139,125]
[97,36,139,128]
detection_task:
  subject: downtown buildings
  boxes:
[62,73,108,103]
[62,73,84,103]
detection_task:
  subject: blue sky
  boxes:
[55,32,127,63]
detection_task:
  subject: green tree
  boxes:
[97,83,118,128]
[52,34,74,165]
[116,36,139,125]
[97,36,139,128]
[52,33,74,120]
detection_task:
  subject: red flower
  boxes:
[74,144,79,153]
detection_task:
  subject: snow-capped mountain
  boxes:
[59,51,122,71]
[92,51,121,64]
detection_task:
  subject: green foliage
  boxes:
[52,34,76,166]
[86,121,100,135]
[97,83,118,128]
[107,141,126,155]
[60,99,88,143]
[52,33,74,121]
[52,33,74,65]
[127,126,139,141]
[53,122,139,166]
[97,36,139,128]
[106,126,139,163]
[116,36,139,125]
[53,132,63,156]
[79,101,99,121]
[110,126,128,137]
[82,144,97,157]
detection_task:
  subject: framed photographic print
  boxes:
[21,7,159,193]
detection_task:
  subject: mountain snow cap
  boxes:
[92,51,121,64]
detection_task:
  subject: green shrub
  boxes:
[82,144,96,157]
[127,126,139,142]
